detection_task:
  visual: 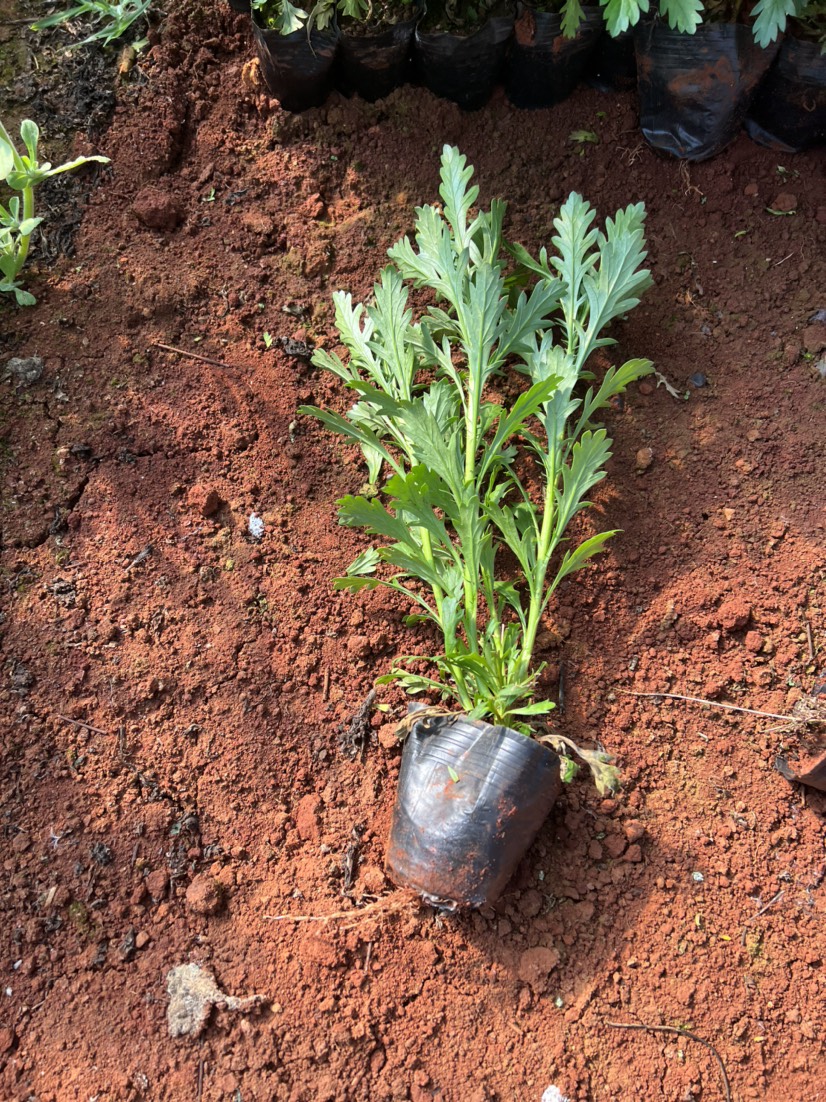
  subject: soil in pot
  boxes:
[385,712,562,909]
[635,18,781,160]
[585,26,636,90]
[505,3,602,108]
[251,10,340,112]
[414,0,515,110]
[745,35,826,152]
[336,0,421,101]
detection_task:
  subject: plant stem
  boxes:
[519,445,558,681]
[16,185,35,272]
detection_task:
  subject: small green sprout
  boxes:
[263,331,274,349]
[1,118,109,306]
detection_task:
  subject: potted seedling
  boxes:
[746,0,826,151]
[302,146,654,908]
[249,0,340,111]
[504,1,603,108]
[634,0,788,160]
[413,0,516,109]
[1,118,109,306]
[335,0,421,100]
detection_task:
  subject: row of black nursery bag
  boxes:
[229,0,825,159]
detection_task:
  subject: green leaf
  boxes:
[509,699,556,716]
[553,529,617,587]
[0,139,14,183]
[554,429,612,537]
[270,0,307,33]
[345,548,380,576]
[658,0,703,32]
[298,405,406,478]
[569,130,599,145]
[438,145,478,252]
[751,0,800,47]
[447,765,460,782]
[19,119,39,161]
[337,494,413,545]
[600,0,649,35]
[560,0,585,36]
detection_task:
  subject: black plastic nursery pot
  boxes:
[252,17,340,112]
[414,12,515,110]
[227,0,251,12]
[586,27,636,91]
[336,12,420,101]
[635,20,780,161]
[385,713,562,909]
[504,5,602,108]
[745,37,826,152]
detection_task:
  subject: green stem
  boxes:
[518,445,558,681]
[16,185,35,272]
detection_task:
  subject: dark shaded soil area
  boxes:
[1,2,825,1099]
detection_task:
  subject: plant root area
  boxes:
[1,3,825,1100]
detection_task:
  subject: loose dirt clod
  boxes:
[166,964,266,1039]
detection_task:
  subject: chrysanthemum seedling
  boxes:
[304,148,654,792]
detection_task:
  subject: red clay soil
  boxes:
[1,3,825,1100]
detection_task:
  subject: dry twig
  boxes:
[152,342,235,371]
[264,891,419,927]
[619,689,795,722]
[56,713,109,737]
[606,1021,731,1102]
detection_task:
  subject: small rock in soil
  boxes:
[377,723,399,750]
[11,833,30,854]
[347,634,371,659]
[185,874,224,916]
[745,630,764,654]
[604,835,627,860]
[3,356,44,386]
[188,484,224,518]
[119,928,137,961]
[624,820,645,843]
[541,1089,570,1102]
[295,794,322,842]
[718,598,751,632]
[638,380,654,396]
[0,1026,16,1054]
[771,192,797,213]
[133,186,183,231]
[166,963,266,1039]
[635,447,654,473]
[145,868,169,902]
[518,946,560,987]
[689,372,707,388]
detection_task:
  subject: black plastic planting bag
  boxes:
[414,13,515,110]
[586,27,636,91]
[385,713,561,909]
[252,19,340,112]
[337,14,419,101]
[746,38,826,152]
[635,20,780,161]
[505,5,602,108]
